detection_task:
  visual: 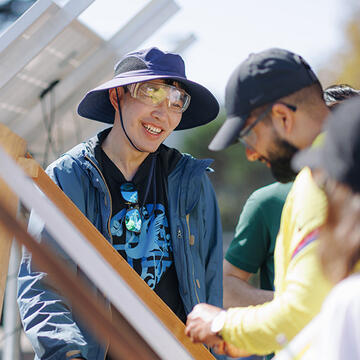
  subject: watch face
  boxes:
[211,310,226,334]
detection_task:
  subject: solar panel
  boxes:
[0,18,103,128]
[0,0,96,89]
[0,0,180,166]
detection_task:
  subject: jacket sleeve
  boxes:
[201,173,223,308]
[17,156,90,359]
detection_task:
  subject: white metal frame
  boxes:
[0,0,96,89]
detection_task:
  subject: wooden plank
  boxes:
[0,146,193,360]
[0,196,160,360]
[0,124,26,316]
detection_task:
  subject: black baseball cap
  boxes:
[292,96,360,194]
[209,48,320,151]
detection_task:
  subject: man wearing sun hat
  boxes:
[18,47,223,360]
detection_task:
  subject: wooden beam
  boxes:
[0,147,192,359]
[0,124,26,317]
[0,196,160,360]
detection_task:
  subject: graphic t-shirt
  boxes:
[96,144,186,320]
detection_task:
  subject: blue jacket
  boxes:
[18,131,223,360]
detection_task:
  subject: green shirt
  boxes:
[225,182,292,291]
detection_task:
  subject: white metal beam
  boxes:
[0,0,52,54]
[0,0,95,89]
[110,0,180,55]
[2,240,22,360]
[172,33,197,55]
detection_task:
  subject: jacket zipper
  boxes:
[85,155,113,244]
[185,215,200,304]
[85,155,112,360]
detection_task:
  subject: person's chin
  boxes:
[139,129,166,152]
[270,166,297,183]
[136,140,162,154]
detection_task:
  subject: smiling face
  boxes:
[109,79,183,154]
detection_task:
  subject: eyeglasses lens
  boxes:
[134,82,190,113]
[240,130,257,149]
[238,104,274,148]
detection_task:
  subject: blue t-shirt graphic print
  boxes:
[110,203,173,289]
[96,143,187,338]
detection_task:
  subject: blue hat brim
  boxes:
[77,70,219,130]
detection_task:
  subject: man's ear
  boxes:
[109,87,124,111]
[271,103,295,137]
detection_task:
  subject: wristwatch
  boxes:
[210,310,227,337]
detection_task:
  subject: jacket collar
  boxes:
[85,127,112,160]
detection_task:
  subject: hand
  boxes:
[185,303,252,358]
[213,341,252,358]
[185,303,224,347]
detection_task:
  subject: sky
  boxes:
[78,0,353,103]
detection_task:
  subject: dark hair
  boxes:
[250,82,324,121]
[316,172,360,283]
[324,84,360,110]
[280,82,324,110]
[164,78,186,90]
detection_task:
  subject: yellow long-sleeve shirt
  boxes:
[221,167,333,356]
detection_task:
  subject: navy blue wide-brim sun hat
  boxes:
[78,47,219,130]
